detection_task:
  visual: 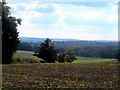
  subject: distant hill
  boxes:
[19,37,117,43]
[19,37,45,42]
[19,37,80,43]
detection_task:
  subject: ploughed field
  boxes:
[2,61,120,89]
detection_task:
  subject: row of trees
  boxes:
[18,41,118,59]
[33,39,77,63]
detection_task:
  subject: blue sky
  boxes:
[7,0,118,40]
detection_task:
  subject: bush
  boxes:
[57,53,65,63]
[57,49,77,63]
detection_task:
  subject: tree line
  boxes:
[17,40,118,59]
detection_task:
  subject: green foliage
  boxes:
[64,49,77,62]
[57,53,65,63]
[18,41,118,59]
[2,1,21,64]
[34,39,57,63]
[57,49,77,63]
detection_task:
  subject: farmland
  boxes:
[13,50,40,61]
[12,51,117,64]
[2,51,120,89]
[11,51,41,64]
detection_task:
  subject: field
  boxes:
[12,51,117,64]
[13,50,40,60]
[2,51,120,89]
[11,50,41,64]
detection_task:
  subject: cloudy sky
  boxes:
[7,0,118,40]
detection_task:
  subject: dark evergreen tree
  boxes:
[2,1,21,64]
[34,39,57,63]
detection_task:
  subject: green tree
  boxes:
[34,39,57,63]
[2,1,21,64]
[64,49,77,62]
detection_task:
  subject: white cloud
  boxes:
[62,3,117,24]
[9,2,118,24]
[8,2,118,40]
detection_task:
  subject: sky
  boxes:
[7,0,118,40]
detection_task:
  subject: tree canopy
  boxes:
[2,1,21,64]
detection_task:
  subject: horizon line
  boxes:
[19,36,118,41]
